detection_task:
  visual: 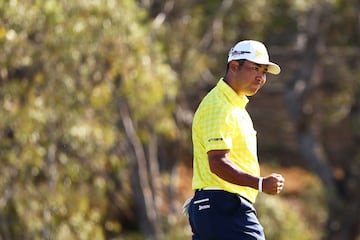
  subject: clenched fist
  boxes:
[261,173,285,195]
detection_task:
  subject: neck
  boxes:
[222,76,245,97]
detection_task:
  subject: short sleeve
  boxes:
[203,109,236,152]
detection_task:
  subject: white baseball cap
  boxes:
[227,40,281,75]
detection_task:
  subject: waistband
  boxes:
[196,187,252,204]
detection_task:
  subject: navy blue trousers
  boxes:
[188,190,265,240]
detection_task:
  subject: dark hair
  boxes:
[226,59,245,73]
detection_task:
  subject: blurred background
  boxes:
[0,0,359,239]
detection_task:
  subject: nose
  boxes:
[255,74,266,86]
[256,72,266,81]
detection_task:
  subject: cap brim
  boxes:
[267,63,281,75]
[244,59,281,75]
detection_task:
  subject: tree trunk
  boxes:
[118,99,160,239]
[285,2,360,239]
[0,169,17,240]
[325,93,360,239]
[147,130,162,225]
[285,0,334,186]
[43,143,57,240]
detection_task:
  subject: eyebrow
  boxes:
[247,62,269,71]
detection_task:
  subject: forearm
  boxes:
[207,150,285,194]
[209,155,260,190]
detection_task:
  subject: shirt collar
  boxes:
[218,78,249,108]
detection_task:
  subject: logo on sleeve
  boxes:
[208,137,223,142]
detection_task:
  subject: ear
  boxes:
[228,61,239,72]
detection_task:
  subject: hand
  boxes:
[262,173,285,195]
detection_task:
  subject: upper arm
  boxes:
[207,149,230,172]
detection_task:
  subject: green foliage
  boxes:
[0,0,177,239]
[0,0,359,239]
[256,195,318,240]
[256,173,327,240]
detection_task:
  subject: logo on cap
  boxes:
[230,49,251,57]
[255,49,266,58]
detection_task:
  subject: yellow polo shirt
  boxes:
[192,78,260,203]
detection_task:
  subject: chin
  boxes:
[246,91,258,96]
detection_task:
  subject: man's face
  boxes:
[234,60,268,96]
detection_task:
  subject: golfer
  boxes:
[187,40,285,240]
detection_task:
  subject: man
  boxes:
[186,40,285,240]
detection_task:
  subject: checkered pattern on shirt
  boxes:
[191,79,260,203]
